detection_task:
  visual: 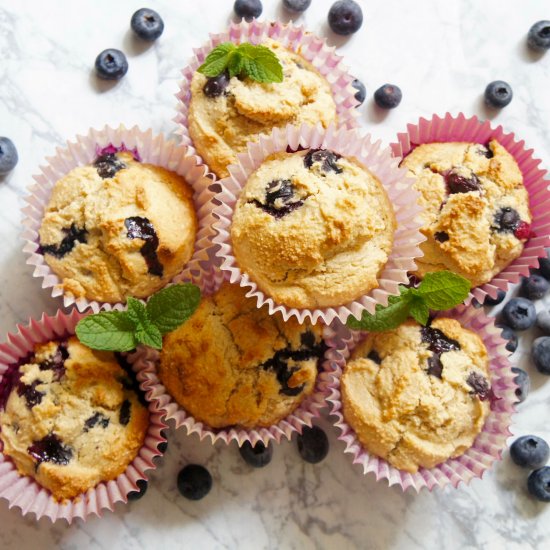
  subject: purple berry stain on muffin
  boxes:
[119,399,132,425]
[39,342,68,381]
[304,149,343,174]
[434,231,449,243]
[94,153,127,179]
[421,326,460,379]
[28,434,73,465]
[124,216,164,276]
[115,353,148,407]
[39,223,88,258]
[17,380,45,408]
[250,179,304,219]
[84,412,110,431]
[445,169,481,194]
[466,371,494,402]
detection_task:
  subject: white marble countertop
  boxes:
[1,0,550,548]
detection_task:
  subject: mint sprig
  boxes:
[197,42,283,83]
[347,271,470,332]
[75,284,201,352]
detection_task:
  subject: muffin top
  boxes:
[188,40,337,178]
[400,140,531,287]
[341,318,492,473]
[230,149,396,309]
[0,337,149,501]
[39,151,198,303]
[158,282,325,429]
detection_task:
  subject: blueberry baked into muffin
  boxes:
[158,282,326,429]
[341,318,492,473]
[0,337,149,501]
[38,151,198,303]
[188,40,337,178]
[230,149,396,308]
[400,140,531,287]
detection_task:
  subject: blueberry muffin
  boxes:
[400,140,531,287]
[188,40,337,178]
[0,337,149,501]
[230,149,396,309]
[158,282,325,429]
[341,318,492,473]
[39,151,198,303]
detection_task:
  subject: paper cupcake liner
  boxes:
[22,124,218,313]
[390,112,550,305]
[174,18,360,171]
[212,123,426,325]
[130,259,332,447]
[0,308,168,523]
[322,307,517,492]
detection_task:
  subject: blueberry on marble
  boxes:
[303,149,343,174]
[125,216,163,276]
[374,84,402,109]
[0,137,18,176]
[28,434,72,465]
[532,336,550,375]
[445,169,481,194]
[521,273,550,300]
[484,289,506,307]
[536,311,550,335]
[511,367,529,403]
[501,298,536,331]
[511,435,549,469]
[496,324,518,353]
[527,21,550,51]
[328,0,363,36]
[234,0,263,21]
[297,426,329,464]
[131,8,164,41]
[203,72,230,98]
[466,371,493,401]
[527,467,550,502]
[351,78,366,106]
[39,224,88,259]
[283,0,311,13]
[239,441,273,468]
[95,48,128,80]
[177,465,212,500]
[484,81,513,109]
[127,479,148,501]
[94,153,127,179]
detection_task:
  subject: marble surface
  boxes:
[1,0,550,548]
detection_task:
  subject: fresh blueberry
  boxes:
[501,298,536,331]
[497,324,518,353]
[493,207,520,233]
[127,479,148,501]
[234,0,263,21]
[374,84,402,109]
[511,435,550,468]
[328,0,363,36]
[521,273,550,300]
[239,441,273,468]
[511,367,530,403]
[177,465,212,500]
[351,79,366,106]
[131,8,164,41]
[203,72,230,98]
[297,426,329,464]
[528,467,550,502]
[533,336,550,375]
[484,81,513,109]
[0,137,18,176]
[94,153,126,179]
[537,310,550,335]
[538,255,550,281]
[484,289,506,306]
[95,49,128,80]
[527,21,550,51]
[283,0,311,13]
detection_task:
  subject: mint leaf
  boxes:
[146,283,201,335]
[228,52,243,78]
[126,296,149,326]
[135,323,163,349]
[409,296,430,325]
[75,312,137,352]
[237,43,283,83]
[417,271,470,310]
[347,292,412,332]
[197,42,237,77]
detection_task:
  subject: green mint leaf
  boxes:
[135,323,163,349]
[75,312,137,352]
[416,271,471,310]
[237,43,283,83]
[228,51,243,78]
[126,296,149,327]
[408,296,430,325]
[146,283,201,335]
[197,42,237,77]
[347,291,412,332]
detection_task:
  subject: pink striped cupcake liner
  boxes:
[22,124,218,313]
[212,123,426,325]
[322,306,517,491]
[0,308,167,523]
[129,259,331,447]
[391,112,550,305]
[174,18,360,173]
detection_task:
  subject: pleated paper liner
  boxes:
[322,306,517,492]
[129,259,332,447]
[212,123,426,325]
[22,124,218,313]
[0,308,167,523]
[391,112,550,305]
[174,18,360,175]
